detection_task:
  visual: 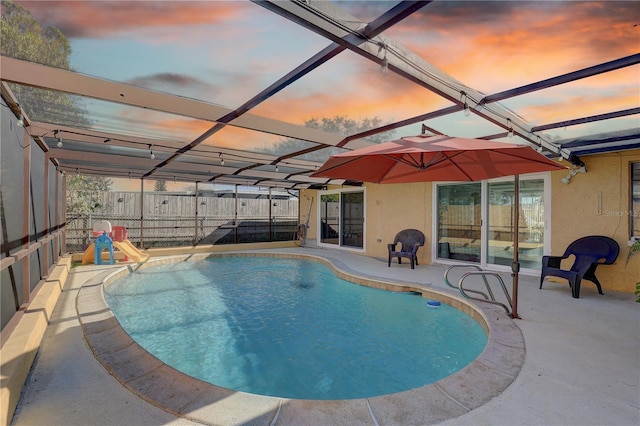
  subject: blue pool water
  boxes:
[104,256,487,400]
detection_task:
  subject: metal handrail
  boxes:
[443,264,491,299]
[444,264,513,315]
[458,271,513,315]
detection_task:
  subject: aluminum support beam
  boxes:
[255,0,552,151]
[0,56,343,146]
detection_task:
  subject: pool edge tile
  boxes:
[181,391,282,426]
[275,398,372,426]
[368,385,470,425]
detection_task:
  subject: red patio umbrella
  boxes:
[311,134,567,318]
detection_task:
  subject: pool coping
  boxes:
[76,253,525,426]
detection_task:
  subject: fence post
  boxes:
[269,187,273,242]
[139,178,144,248]
[194,182,199,246]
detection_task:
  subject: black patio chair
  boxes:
[540,235,619,298]
[388,229,425,269]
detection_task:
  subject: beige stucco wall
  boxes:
[550,149,640,292]
[365,182,433,264]
[1,257,71,425]
[301,149,640,294]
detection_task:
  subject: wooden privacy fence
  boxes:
[66,192,299,251]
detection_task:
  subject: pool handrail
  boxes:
[444,264,513,316]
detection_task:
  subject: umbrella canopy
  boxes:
[311,134,565,183]
[311,135,567,319]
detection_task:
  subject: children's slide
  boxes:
[81,243,96,265]
[81,240,149,264]
[113,240,150,263]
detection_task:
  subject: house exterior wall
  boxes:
[301,148,640,294]
[550,149,640,292]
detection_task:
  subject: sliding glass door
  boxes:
[487,179,545,269]
[341,191,364,248]
[436,183,482,262]
[319,190,364,249]
[436,176,548,271]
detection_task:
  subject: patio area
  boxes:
[10,247,639,426]
[2,1,639,424]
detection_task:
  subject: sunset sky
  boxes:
[13,0,640,190]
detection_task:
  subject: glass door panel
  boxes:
[487,179,544,269]
[341,192,364,248]
[320,194,339,245]
[436,183,481,262]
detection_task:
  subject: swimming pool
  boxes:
[104,255,487,400]
[79,251,525,424]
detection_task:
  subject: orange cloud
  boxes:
[398,2,639,93]
[16,0,243,38]
[250,61,450,128]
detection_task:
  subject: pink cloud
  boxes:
[16,1,243,38]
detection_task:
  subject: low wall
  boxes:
[0,256,72,426]
[70,240,298,263]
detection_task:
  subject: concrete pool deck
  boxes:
[9,247,640,425]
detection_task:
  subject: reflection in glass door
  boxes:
[319,191,364,249]
[436,183,482,262]
[320,193,340,245]
[436,178,547,270]
[341,192,364,248]
[487,179,544,269]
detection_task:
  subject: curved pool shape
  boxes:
[78,252,526,425]
[104,256,487,400]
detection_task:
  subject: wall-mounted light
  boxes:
[561,165,587,184]
[149,144,155,160]
[219,153,224,166]
[507,119,514,138]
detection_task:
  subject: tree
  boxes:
[154,179,167,191]
[2,1,110,217]
[1,1,88,126]
[258,115,396,162]
[66,174,112,219]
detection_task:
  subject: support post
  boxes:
[139,178,144,249]
[511,175,520,319]
[21,126,31,305]
[42,157,49,276]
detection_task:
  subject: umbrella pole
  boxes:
[511,175,521,319]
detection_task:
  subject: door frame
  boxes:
[316,187,366,252]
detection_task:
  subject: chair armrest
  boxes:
[388,243,397,251]
[542,255,564,269]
